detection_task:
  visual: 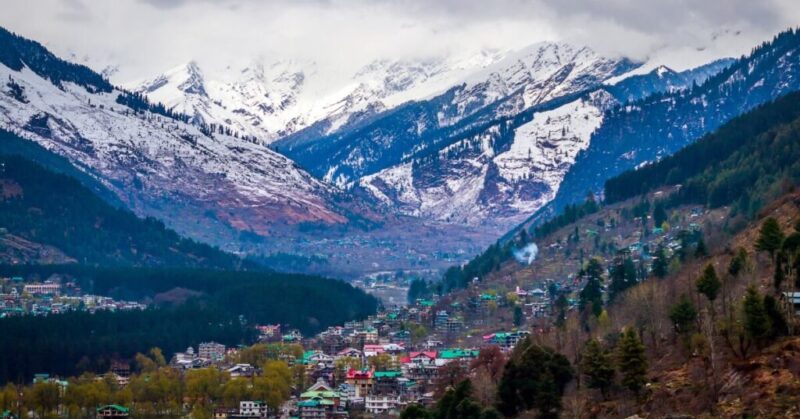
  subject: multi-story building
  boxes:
[23,282,61,296]
[198,342,226,362]
[345,369,374,398]
[365,395,400,415]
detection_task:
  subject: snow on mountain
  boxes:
[130,50,508,144]
[359,90,615,225]
[0,56,345,249]
[535,28,800,229]
[276,42,638,192]
[348,47,736,227]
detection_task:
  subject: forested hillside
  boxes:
[545,28,800,222]
[0,148,248,268]
[605,90,800,219]
[407,81,800,418]
[0,266,379,383]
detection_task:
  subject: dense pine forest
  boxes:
[0,267,379,383]
[605,90,800,217]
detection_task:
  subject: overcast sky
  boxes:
[1,0,798,82]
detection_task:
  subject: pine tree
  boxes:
[616,329,648,395]
[694,236,708,257]
[513,305,524,327]
[755,217,785,258]
[773,252,786,291]
[696,264,721,302]
[742,286,772,347]
[609,256,637,302]
[728,248,748,277]
[668,295,697,334]
[496,339,573,418]
[652,202,667,228]
[579,258,605,318]
[652,245,669,278]
[580,339,614,399]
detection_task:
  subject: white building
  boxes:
[238,401,268,417]
[199,341,226,361]
[365,396,399,414]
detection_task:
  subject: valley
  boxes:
[0,7,798,417]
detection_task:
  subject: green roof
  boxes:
[480,294,497,300]
[374,371,402,378]
[298,397,335,407]
[387,313,398,319]
[418,299,434,307]
[439,349,479,359]
[97,405,129,413]
[300,390,340,399]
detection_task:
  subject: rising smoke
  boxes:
[513,243,538,265]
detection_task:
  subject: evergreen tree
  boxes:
[580,339,614,399]
[496,339,573,418]
[609,256,637,302]
[554,294,568,328]
[652,202,667,228]
[513,306,524,327]
[579,258,605,318]
[742,286,772,347]
[668,295,697,334]
[774,252,786,291]
[755,217,785,258]
[696,264,721,302]
[694,236,708,257]
[616,329,648,395]
[652,245,669,278]
[763,295,788,339]
[728,248,748,277]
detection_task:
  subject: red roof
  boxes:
[346,369,373,379]
[409,351,437,359]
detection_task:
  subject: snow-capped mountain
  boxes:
[130,50,508,144]
[276,42,638,188]
[275,42,742,227]
[0,27,345,249]
[532,28,800,229]
[359,90,616,225]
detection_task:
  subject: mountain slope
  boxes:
[540,28,800,223]
[276,43,638,187]
[0,27,348,249]
[345,57,729,226]
[0,148,248,268]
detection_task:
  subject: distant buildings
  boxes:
[199,342,226,362]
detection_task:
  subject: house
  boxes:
[483,331,530,351]
[372,371,402,395]
[345,369,374,398]
[236,401,268,418]
[256,324,280,342]
[362,344,386,358]
[227,364,257,378]
[782,292,800,316]
[437,349,479,365]
[96,405,129,418]
[199,342,226,362]
[336,347,363,359]
[365,395,400,415]
[298,379,346,418]
[408,352,437,367]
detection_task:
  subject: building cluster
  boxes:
[0,275,146,318]
[279,297,534,418]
